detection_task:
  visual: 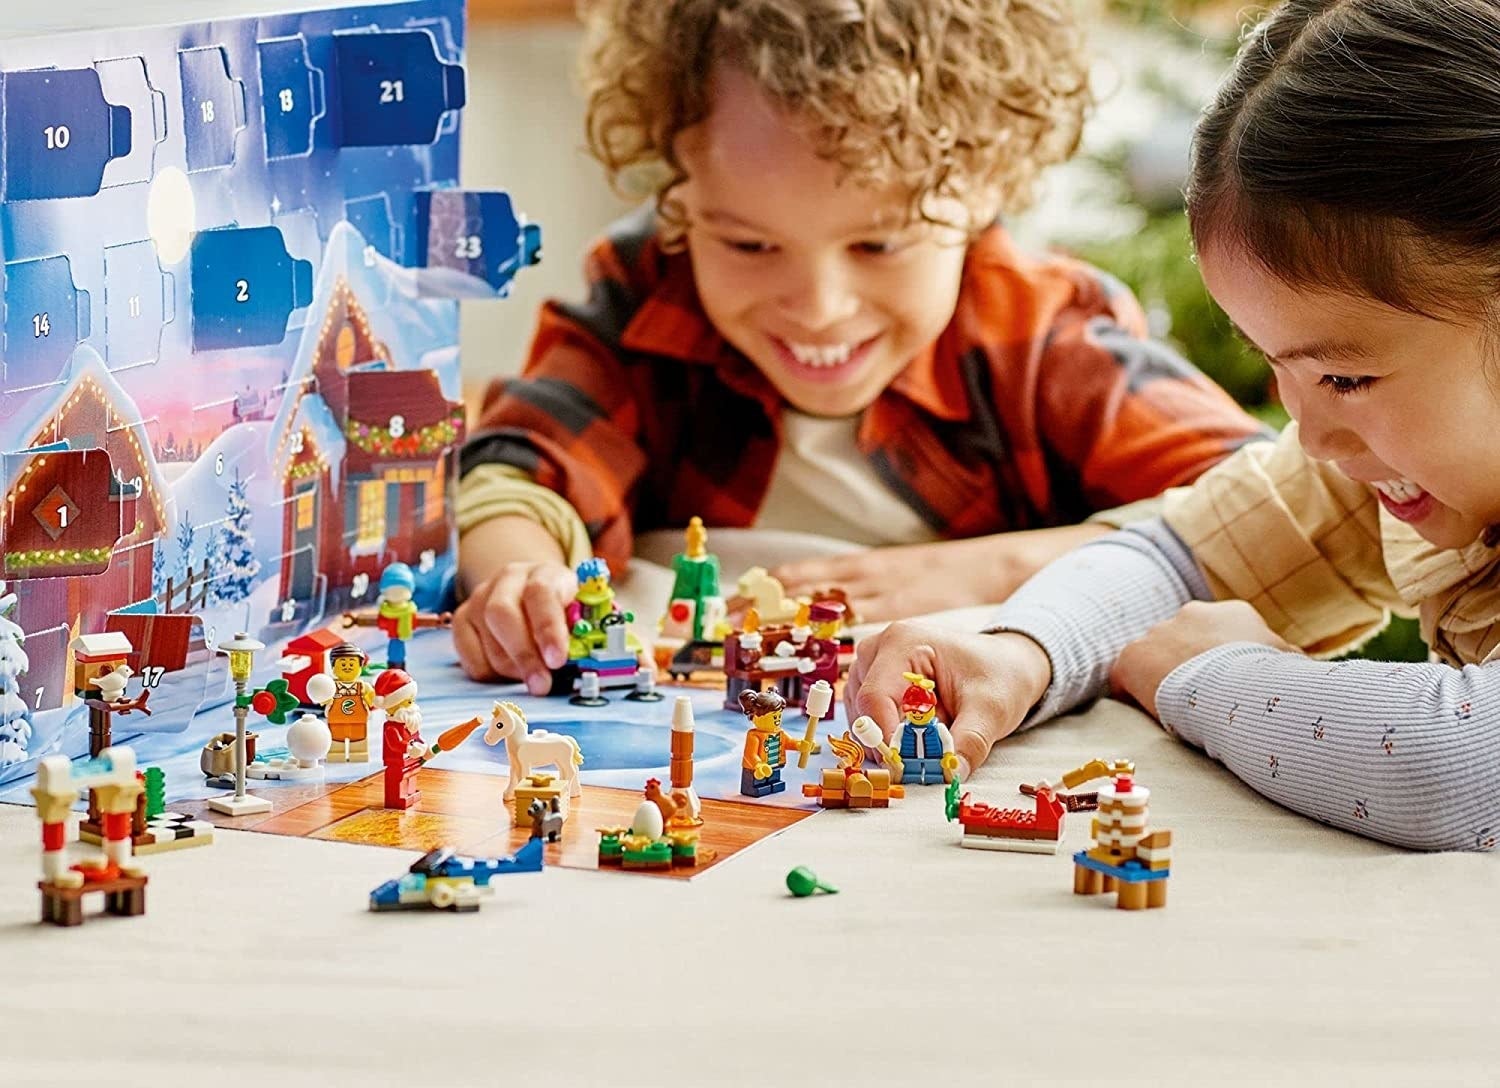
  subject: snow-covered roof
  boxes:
[69,631,133,658]
[0,348,174,535]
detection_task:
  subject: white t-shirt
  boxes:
[754,410,938,548]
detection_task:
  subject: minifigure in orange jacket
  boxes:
[738,688,811,798]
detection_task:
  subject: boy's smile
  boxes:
[1199,242,1500,551]
[674,65,978,418]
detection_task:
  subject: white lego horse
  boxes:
[482,700,584,801]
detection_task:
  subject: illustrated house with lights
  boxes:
[0,351,178,703]
[267,277,463,621]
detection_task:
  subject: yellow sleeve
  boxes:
[457,463,594,568]
[1161,422,1404,656]
[1085,494,1165,530]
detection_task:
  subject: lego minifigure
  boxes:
[799,600,845,701]
[342,562,451,670]
[304,641,375,762]
[737,688,813,798]
[567,557,633,654]
[894,672,958,786]
[376,668,427,810]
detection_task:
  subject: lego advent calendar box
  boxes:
[0,0,539,783]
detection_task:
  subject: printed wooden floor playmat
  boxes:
[1,629,834,879]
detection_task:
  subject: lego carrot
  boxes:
[421,716,482,763]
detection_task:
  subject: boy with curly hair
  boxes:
[454,0,1265,691]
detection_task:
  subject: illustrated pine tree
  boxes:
[218,471,260,605]
[0,581,33,765]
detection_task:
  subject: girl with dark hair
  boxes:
[850,0,1500,851]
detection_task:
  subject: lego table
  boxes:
[4,687,1497,1086]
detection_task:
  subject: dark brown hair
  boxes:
[1186,0,1500,316]
[739,688,786,718]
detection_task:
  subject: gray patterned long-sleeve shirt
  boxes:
[987,518,1500,852]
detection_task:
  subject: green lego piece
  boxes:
[625,841,672,866]
[786,866,837,897]
[144,766,166,820]
[944,776,962,822]
[251,677,301,724]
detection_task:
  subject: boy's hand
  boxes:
[1110,600,1296,718]
[772,525,1109,625]
[844,620,1053,778]
[453,561,578,693]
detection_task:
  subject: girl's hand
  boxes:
[844,620,1053,778]
[1110,600,1297,718]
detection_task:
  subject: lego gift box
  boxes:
[0,0,539,784]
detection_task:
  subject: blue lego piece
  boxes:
[740,767,786,797]
[379,562,416,593]
[573,652,639,673]
[178,46,247,171]
[1071,850,1171,883]
[332,28,465,147]
[258,36,326,160]
[368,839,545,911]
[1,67,132,201]
[189,226,314,350]
[899,756,948,786]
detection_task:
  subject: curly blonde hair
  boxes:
[579,0,1091,237]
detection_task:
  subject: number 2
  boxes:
[235,279,250,303]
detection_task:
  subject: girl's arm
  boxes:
[985,517,1214,723]
[1157,647,1500,851]
[987,518,1500,851]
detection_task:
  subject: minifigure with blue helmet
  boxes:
[342,561,451,670]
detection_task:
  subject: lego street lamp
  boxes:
[208,632,272,816]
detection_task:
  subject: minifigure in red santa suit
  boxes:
[376,668,428,810]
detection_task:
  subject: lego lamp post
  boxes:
[208,633,273,816]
